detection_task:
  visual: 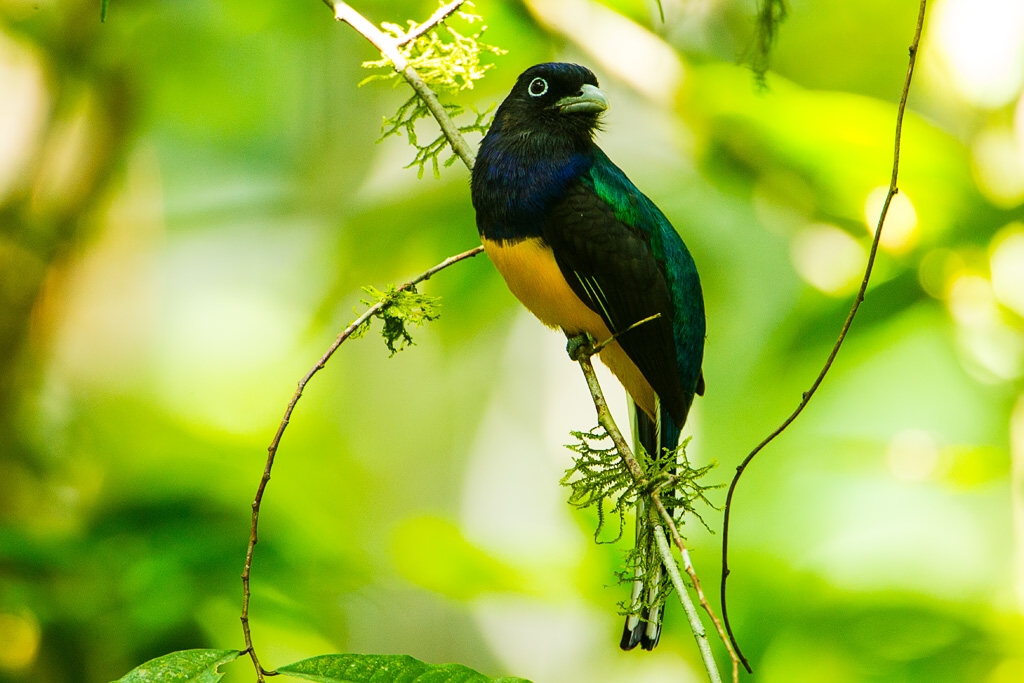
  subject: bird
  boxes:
[470,62,706,651]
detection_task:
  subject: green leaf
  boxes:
[100,0,108,21]
[111,650,241,683]
[278,654,531,683]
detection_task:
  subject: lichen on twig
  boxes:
[562,426,640,544]
[563,428,718,545]
[359,2,504,177]
[352,284,442,356]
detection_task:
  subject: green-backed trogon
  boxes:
[470,63,706,651]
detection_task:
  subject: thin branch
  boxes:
[719,0,929,671]
[572,349,723,683]
[327,0,477,169]
[652,492,740,683]
[239,3,485,677]
[571,352,646,483]
[590,313,661,355]
[399,0,468,45]
[652,523,721,683]
[240,245,483,679]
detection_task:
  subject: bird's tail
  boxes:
[620,399,679,651]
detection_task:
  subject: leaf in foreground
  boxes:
[278,654,531,683]
[111,649,241,683]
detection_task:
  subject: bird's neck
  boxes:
[473,125,595,244]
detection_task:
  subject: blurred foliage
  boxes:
[0,0,1023,682]
[391,516,524,600]
[750,0,787,82]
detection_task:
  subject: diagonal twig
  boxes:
[590,313,662,355]
[240,245,482,680]
[572,346,726,683]
[326,0,477,169]
[718,0,930,672]
[652,491,739,683]
[399,0,468,45]
[239,4,484,677]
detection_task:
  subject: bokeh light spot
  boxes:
[790,224,865,295]
[918,248,965,300]
[864,186,918,253]
[972,127,1024,207]
[0,31,48,204]
[990,223,1024,317]
[948,273,997,326]
[887,429,940,483]
[0,612,40,672]
[933,0,1024,108]
[949,272,1024,381]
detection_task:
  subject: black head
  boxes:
[490,62,607,142]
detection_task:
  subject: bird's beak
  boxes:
[556,83,609,114]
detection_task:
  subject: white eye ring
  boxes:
[528,77,548,97]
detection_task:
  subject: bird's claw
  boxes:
[565,333,595,361]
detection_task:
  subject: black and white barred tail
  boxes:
[620,398,676,651]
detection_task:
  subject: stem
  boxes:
[574,350,724,683]
[328,0,477,170]
[239,2,484,676]
[719,0,930,670]
[400,0,468,45]
[653,492,740,683]
[239,245,483,676]
[653,524,721,683]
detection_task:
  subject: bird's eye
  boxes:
[528,77,548,97]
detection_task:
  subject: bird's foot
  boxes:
[565,333,596,361]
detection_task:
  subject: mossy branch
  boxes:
[360,8,503,90]
[565,338,734,683]
[353,284,442,355]
[378,97,494,178]
[329,1,482,170]
[562,427,640,544]
[563,430,718,545]
[350,1,504,177]
[240,245,482,681]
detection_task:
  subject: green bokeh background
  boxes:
[2,0,1024,681]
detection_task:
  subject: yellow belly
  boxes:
[483,236,657,419]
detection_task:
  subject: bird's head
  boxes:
[490,62,608,144]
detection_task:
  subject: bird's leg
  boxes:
[565,331,596,361]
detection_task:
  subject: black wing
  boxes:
[543,180,690,423]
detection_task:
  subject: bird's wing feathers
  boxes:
[544,174,691,424]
